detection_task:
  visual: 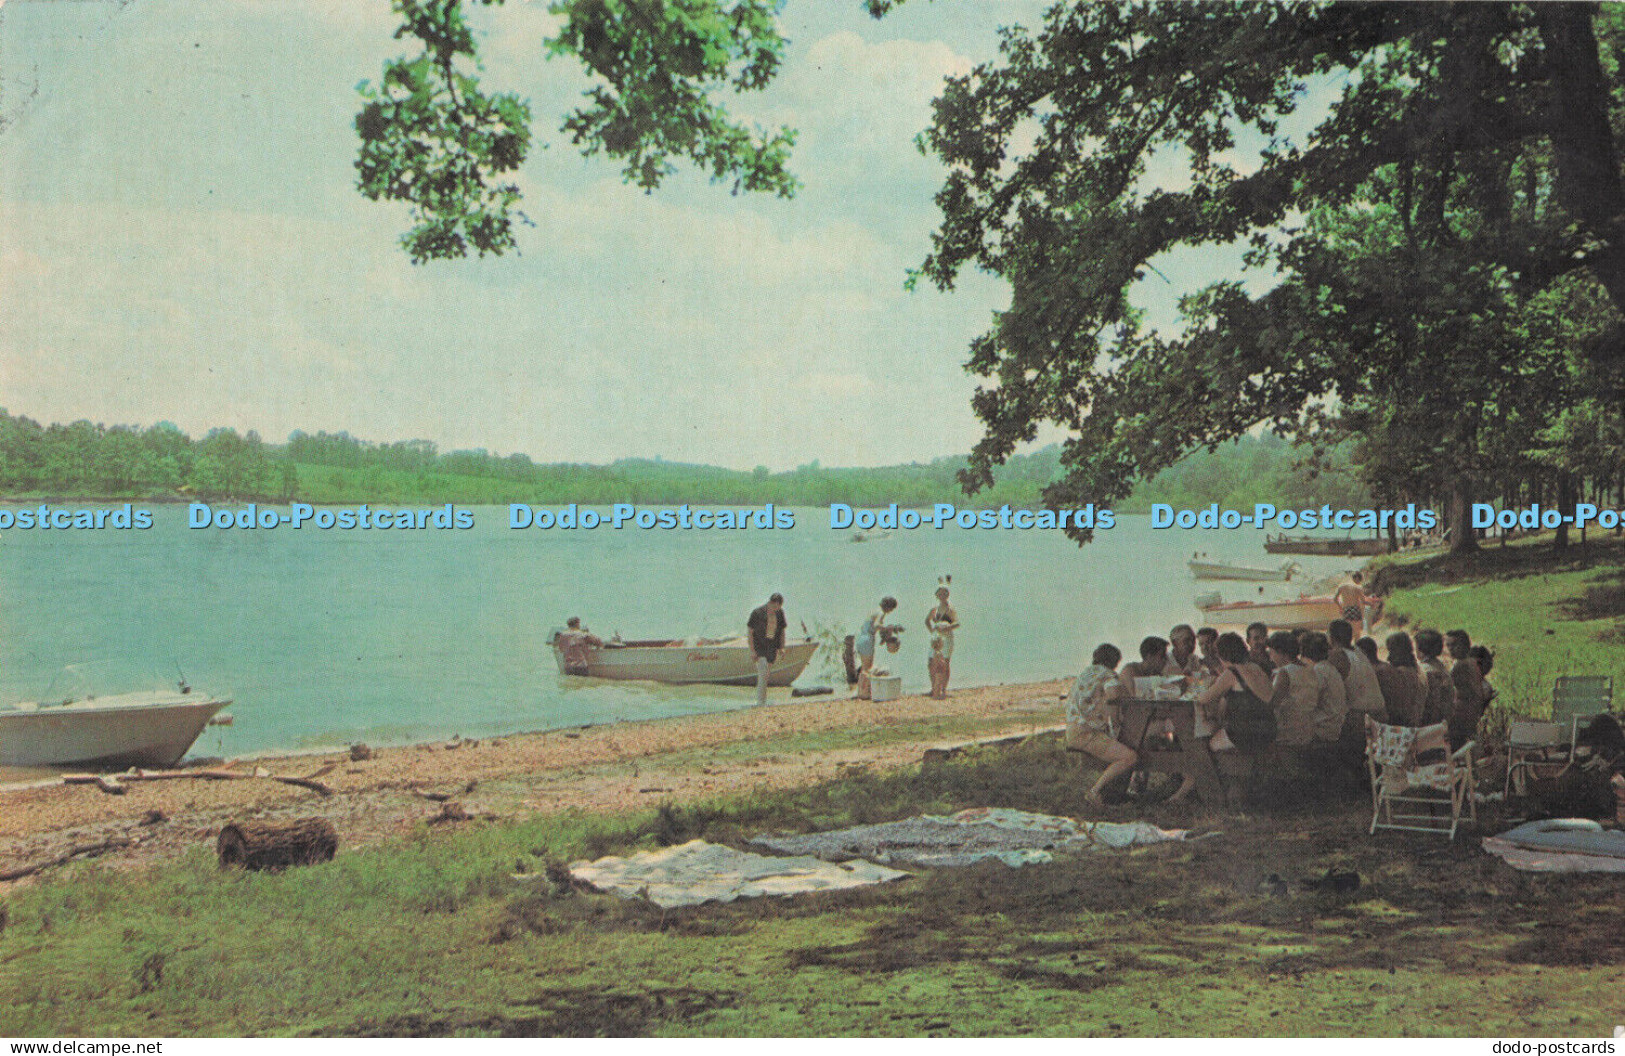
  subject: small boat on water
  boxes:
[0,688,232,768]
[1188,557,1298,582]
[1263,534,1386,557]
[550,635,818,686]
[1193,592,1343,630]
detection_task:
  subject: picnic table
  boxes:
[1117,697,1224,801]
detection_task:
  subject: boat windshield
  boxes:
[22,661,194,707]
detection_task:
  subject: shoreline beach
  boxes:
[0,678,1070,879]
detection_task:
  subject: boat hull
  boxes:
[553,639,818,686]
[1264,536,1386,556]
[0,693,232,769]
[1195,596,1343,630]
[1188,560,1293,582]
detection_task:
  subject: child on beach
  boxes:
[925,581,959,699]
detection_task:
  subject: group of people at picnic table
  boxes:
[1066,619,1496,806]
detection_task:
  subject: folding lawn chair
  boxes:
[1365,717,1477,840]
[1506,676,1614,797]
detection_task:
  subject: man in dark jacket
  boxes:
[746,593,786,705]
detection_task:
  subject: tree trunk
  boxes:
[1555,473,1576,551]
[1447,482,1478,554]
[1537,4,1625,327]
[217,818,337,871]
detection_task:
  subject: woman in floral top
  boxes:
[1067,642,1138,807]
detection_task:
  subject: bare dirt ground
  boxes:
[0,680,1068,882]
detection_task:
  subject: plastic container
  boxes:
[871,675,903,702]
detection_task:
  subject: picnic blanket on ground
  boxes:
[749,807,1191,868]
[566,839,908,909]
[1482,819,1625,873]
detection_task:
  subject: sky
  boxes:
[0,0,1089,471]
[0,0,1315,474]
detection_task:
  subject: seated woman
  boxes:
[1067,643,1138,807]
[1413,628,1456,728]
[1445,629,1486,750]
[1196,631,1277,754]
[1380,632,1425,726]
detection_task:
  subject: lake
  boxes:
[0,504,1365,758]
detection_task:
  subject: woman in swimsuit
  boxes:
[855,596,898,700]
[925,585,959,699]
[1196,631,1278,756]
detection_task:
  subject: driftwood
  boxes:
[63,766,331,797]
[62,774,127,795]
[269,775,333,797]
[0,837,135,882]
[217,818,338,870]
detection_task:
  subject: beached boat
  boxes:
[1263,534,1387,557]
[1193,592,1343,630]
[1188,557,1297,582]
[551,635,818,686]
[0,689,232,768]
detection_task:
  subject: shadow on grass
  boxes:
[1371,535,1625,595]
[483,737,1625,1023]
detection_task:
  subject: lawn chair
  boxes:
[1365,717,1477,840]
[1505,676,1614,797]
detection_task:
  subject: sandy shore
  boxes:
[0,679,1069,880]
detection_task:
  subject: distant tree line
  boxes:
[0,410,1368,512]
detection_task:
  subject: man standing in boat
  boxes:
[746,593,786,705]
[556,617,603,676]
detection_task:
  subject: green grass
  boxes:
[3,740,1624,1037]
[6,539,1625,1037]
[1371,532,1625,741]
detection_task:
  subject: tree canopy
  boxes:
[356,1,1625,548]
[913,2,1625,544]
[356,0,804,263]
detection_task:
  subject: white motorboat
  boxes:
[1193,592,1343,630]
[551,635,817,686]
[1188,557,1298,582]
[0,688,232,768]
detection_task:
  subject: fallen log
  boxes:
[217,818,338,871]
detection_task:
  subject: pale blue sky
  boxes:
[0,0,1275,471]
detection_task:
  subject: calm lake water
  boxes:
[0,505,1364,760]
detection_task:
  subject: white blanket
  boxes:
[567,839,908,909]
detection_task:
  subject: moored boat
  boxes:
[550,635,817,686]
[1193,592,1343,630]
[1188,557,1298,581]
[1263,534,1386,556]
[0,690,232,769]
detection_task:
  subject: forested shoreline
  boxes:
[0,410,1369,513]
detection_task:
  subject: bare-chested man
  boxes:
[1334,572,1382,638]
